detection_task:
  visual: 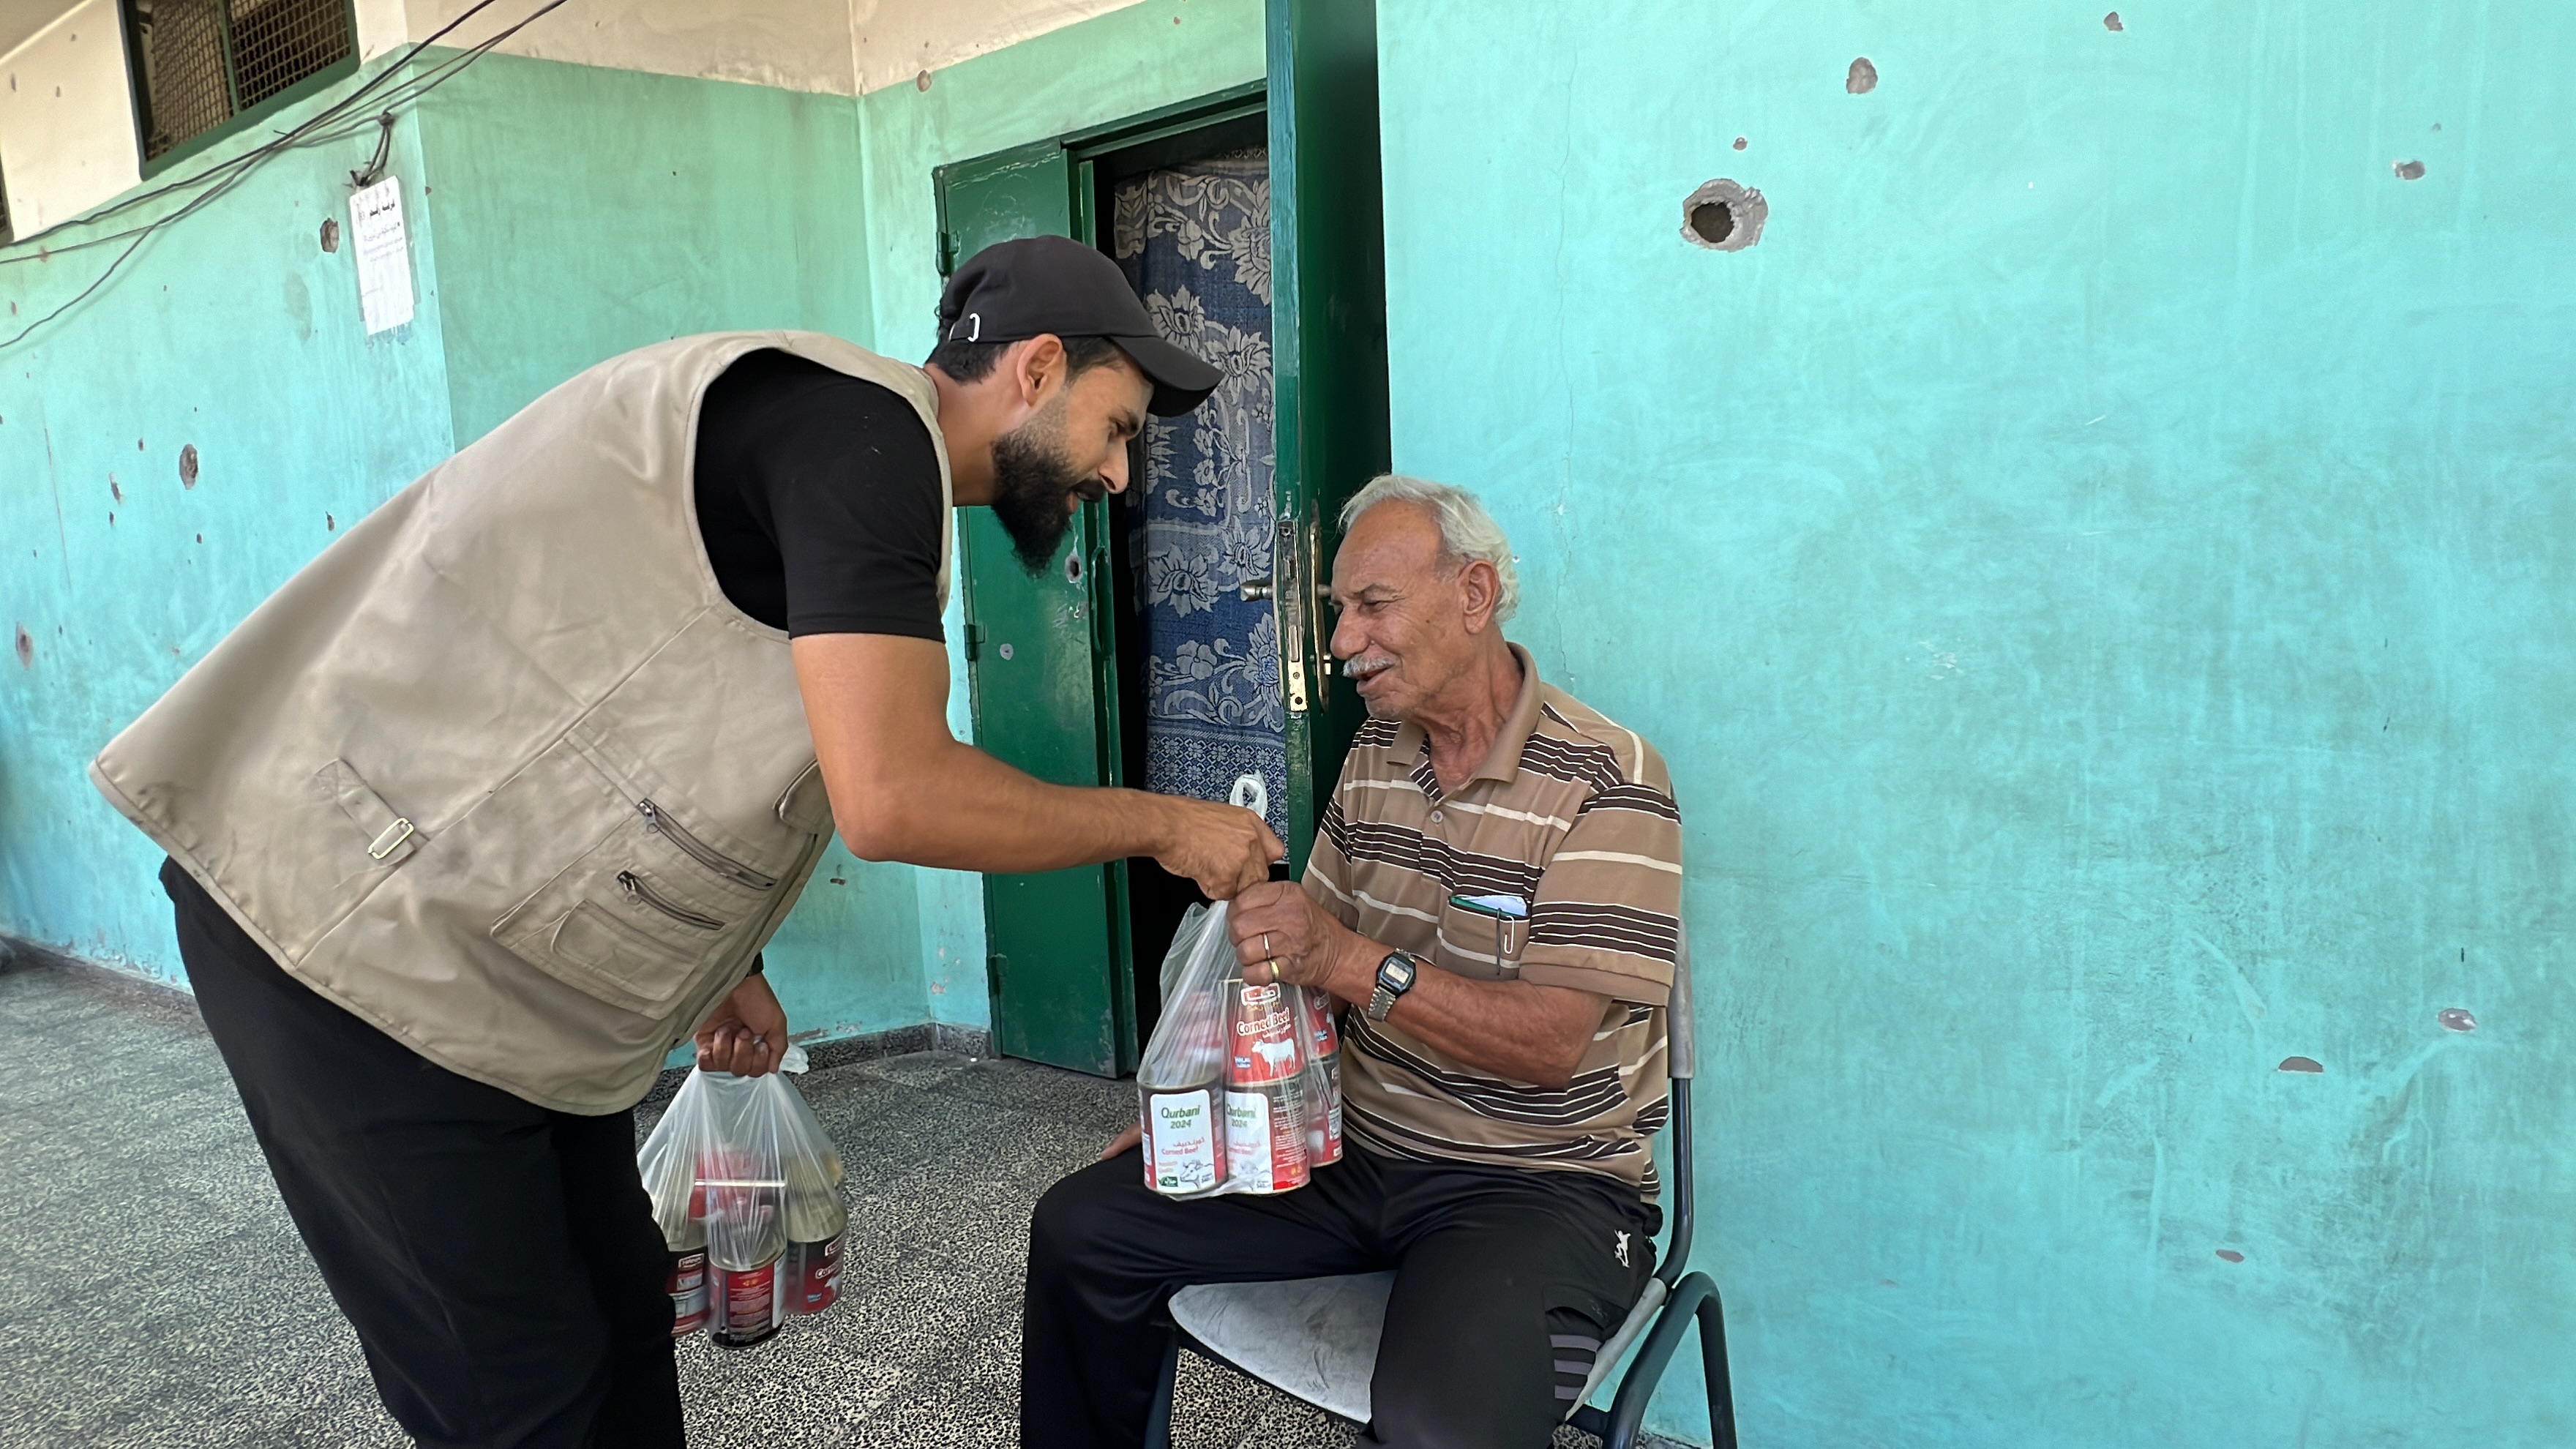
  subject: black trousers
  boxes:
[165,861,684,1449]
[1022,1140,1660,1449]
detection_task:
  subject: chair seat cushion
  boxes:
[1169,1272,1396,1424]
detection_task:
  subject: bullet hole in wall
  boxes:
[110,476,122,503]
[2214,1249,2244,1264]
[179,443,199,488]
[2104,11,2124,30]
[1681,179,1767,252]
[326,514,337,531]
[916,69,932,91]
[14,624,31,667]
[2438,1008,2476,1033]
[1732,136,1748,151]
[2393,159,2427,181]
[1846,57,1877,94]
[2277,1056,2323,1073]
[321,217,340,252]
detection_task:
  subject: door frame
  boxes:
[936,0,1390,1076]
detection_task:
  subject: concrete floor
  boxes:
[0,948,1371,1449]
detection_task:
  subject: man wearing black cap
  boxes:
[91,236,1273,1448]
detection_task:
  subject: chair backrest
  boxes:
[1668,922,1696,1081]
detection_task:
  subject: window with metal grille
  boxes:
[123,0,356,165]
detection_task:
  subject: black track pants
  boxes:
[165,861,684,1449]
[1022,1140,1660,1449]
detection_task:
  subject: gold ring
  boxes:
[1263,932,1273,960]
[1261,959,1280,985]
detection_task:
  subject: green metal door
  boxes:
[935,142,1127,1076]
[935,18,1389,1074]
[1270,0,1393,868]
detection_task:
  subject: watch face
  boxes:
[1382,953,1417,989]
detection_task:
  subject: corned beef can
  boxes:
[707,1256,783,1347]
[1223,1080,1310,1193]
[1298,988,1344,1167]
[1302,1054,1343,1167]
[1225,978,1311,1193]
[1229,979,1306,1085]
[784,1235,843,1314]
[665,1216,711,1338]
[1141,1078,1229,1197]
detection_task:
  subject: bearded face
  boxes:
[987,391,1109,574]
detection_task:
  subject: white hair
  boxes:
[1338,473,1521,624]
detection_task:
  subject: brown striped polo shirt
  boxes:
[1304,645,1682,1197]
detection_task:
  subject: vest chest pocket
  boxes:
[492,798,779,1016]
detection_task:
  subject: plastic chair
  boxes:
[1145,934,1737,1448]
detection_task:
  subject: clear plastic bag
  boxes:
[638,1064,849,1347]
[1137,902,1338,1198]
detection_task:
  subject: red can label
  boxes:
[709,1259,781,1343]
[667,1250,708,1338]
[788,1233,844,1315]
[1229,981,1304,1084]
[1300,987,1341,1058]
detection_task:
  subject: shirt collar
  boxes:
[1393,643,1545,789]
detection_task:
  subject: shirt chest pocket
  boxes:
[1433,894,1530,981]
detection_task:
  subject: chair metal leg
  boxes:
[1600,1270,1736,1449]
[1693,1278,1739,1449]
[1144,1327,1180,1449]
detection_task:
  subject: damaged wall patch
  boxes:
[1682,179,1767,252]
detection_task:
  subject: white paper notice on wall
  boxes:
[351,177,414,335]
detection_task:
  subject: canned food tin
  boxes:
[707,1257,782,1347]
[1228,980,1305,1085]
[1141,1081,1229,1197]
[785,1232,844,1315]
[666,1249,709,1338]
[1224,1077,1311,1194]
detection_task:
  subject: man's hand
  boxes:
[693,974,788,1077]
[1227,880,1363,997]
[1156,800,1284,901]
[1099,1123,1142,1160]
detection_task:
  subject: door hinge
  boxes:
[937,230,958,277]
[986,952,1006,992]
[963,621,983,661]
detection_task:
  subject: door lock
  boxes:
[1238,581,1273,601]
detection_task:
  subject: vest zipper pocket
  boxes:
[618,869,726,932]
[638,799,777,891]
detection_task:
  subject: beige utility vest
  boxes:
[91,332,951,1114]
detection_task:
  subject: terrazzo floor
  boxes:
[0,948,1366,1449]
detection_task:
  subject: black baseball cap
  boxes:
[937,235,1224,415]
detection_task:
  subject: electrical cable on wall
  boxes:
[0,0,571,351]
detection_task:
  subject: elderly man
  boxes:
[1020,476,1684,1448]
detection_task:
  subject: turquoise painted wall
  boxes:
[1378,1,2574,1445]
[857,0,1267,1029]
[0,80,457,984]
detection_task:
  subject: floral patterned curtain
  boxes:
[1112,149,1287,840]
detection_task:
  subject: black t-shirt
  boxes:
[692,349,946,641]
